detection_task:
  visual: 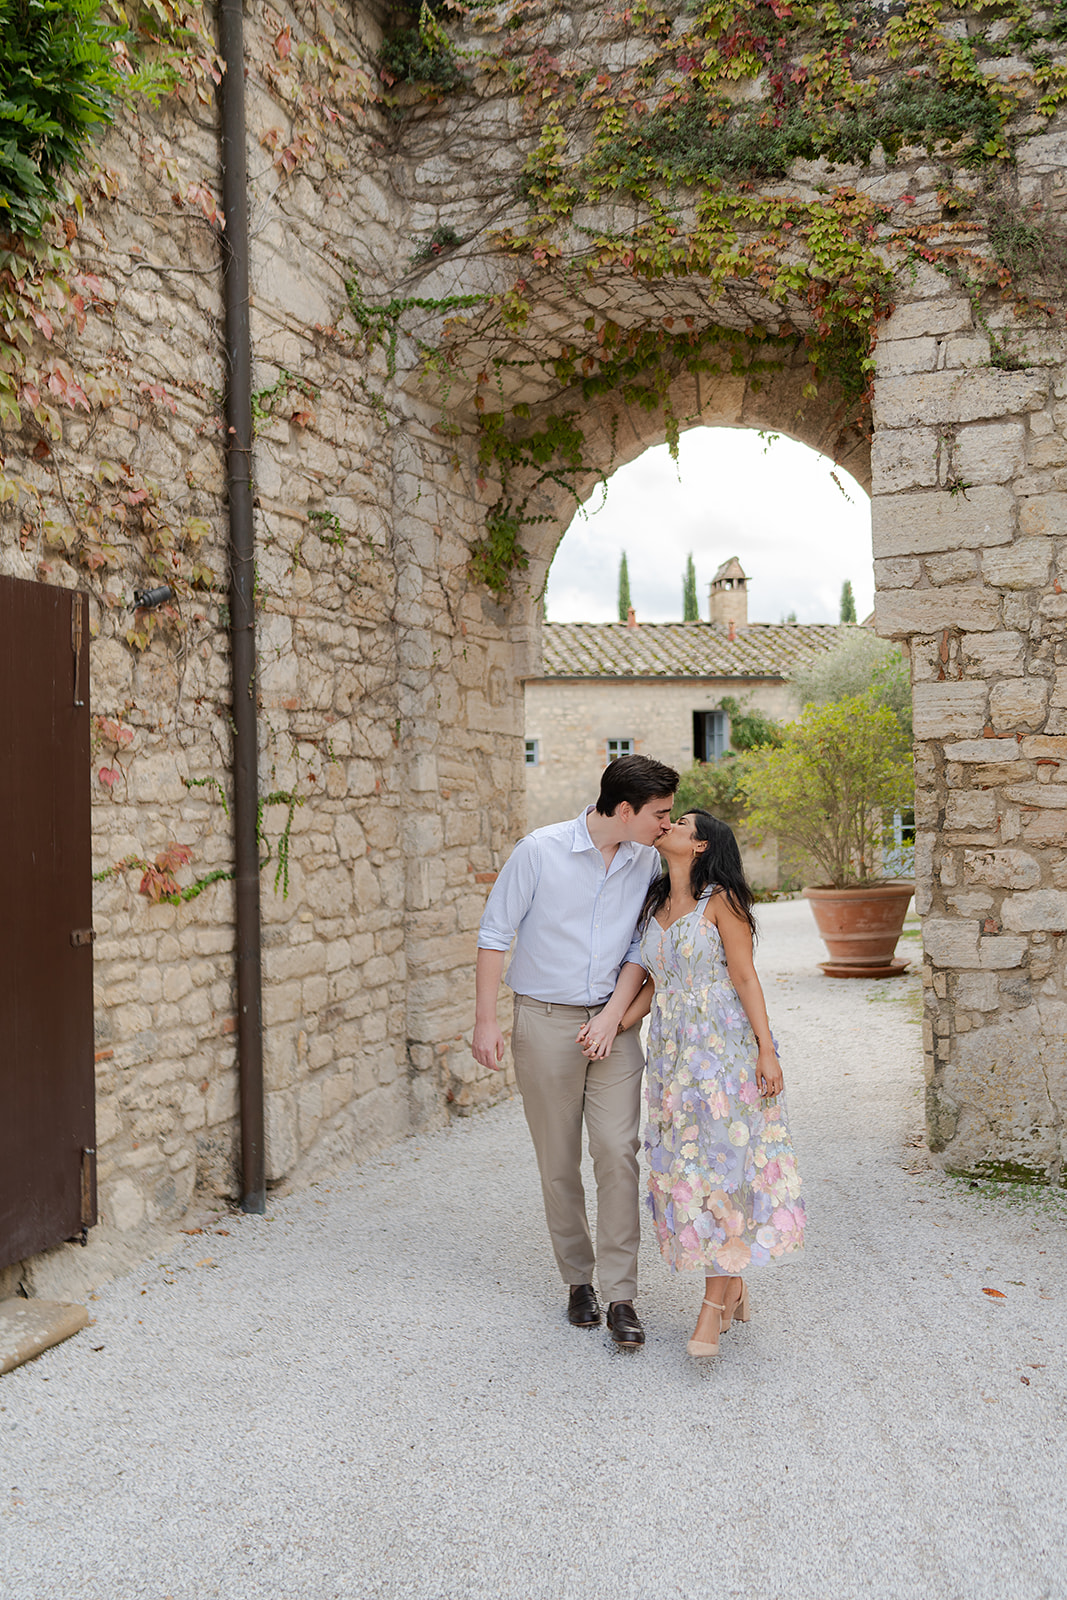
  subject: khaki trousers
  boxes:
[511,993,646,1304]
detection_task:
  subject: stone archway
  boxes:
[380,6,1067,1184]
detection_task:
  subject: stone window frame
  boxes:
[525,738,540,766]
[606,737,635,762]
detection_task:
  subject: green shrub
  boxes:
[673,756,746,827]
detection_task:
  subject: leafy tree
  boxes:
[682,552,698,621]
[674,757,746,827]
[617,550,631,621]
[840,580,857,623]
[719,696,783,752]
[738,693,914,886]
[793,628,911,743]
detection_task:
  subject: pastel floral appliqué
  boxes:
[641,895,806,1277]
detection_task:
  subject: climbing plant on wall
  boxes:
[360,0,1067,593]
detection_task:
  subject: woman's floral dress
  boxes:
[640,893,805,1276]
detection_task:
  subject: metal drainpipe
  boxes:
[218,0,265,1214]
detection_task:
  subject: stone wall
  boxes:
[871,260,1067,1180]
[3,0,1067,1291]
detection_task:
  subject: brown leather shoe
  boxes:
[567,1284,601,1327]
[606,1301,645,1348]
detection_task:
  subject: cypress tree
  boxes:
[683,552,698,621]
[617,551,631,621]
[840,580,857,623]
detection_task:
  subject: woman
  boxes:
[621,810,805,1357]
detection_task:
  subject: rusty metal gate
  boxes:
[0,575,95,1270]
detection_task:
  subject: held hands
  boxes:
[576,1013,619,1060]
[755,1043,784,1099]
[472,1020,506,1073]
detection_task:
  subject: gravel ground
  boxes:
[3,899,1067,1600]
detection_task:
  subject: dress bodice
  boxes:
[639,893,729,993]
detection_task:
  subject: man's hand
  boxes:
[472,1019,506,1072]
[576,1011,619,1060]
[473,948,508,1072]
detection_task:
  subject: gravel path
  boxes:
[3,900,1066,1600]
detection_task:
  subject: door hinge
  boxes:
[71,598,84,708]
[70,927,96,947]
[80,1147,96,1233]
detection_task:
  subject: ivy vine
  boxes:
[368,0,1067,593]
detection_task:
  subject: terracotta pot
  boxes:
[801,881,914,978]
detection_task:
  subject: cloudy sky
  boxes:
[544,427,872,626]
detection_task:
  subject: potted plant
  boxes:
[738,691,915,976]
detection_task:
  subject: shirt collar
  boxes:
[572,806,636,863]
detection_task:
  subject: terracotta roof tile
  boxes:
[535,621,849,679]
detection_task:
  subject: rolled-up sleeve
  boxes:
[477,837,541,951]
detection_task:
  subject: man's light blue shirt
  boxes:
[477,806,662,1006]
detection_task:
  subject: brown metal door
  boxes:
[0,575,95,1270]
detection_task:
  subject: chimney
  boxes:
[626,606,638,629]
[728,620,736,642]
[707,557,749,630]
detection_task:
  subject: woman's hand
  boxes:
[576,1012,619,1059]
[755,1043,783,1099]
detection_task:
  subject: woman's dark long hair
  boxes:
[640,810,758,941]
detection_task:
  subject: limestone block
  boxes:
[1004,782,1067,808]
[873,370,1048,430]
[1018,130,1067,171]
[956,972,999,1010]
[1022,735,1067,758]
[978,935,1027,968]
[982,539,1053,590]
[1019,492,1067,539]
[875,585,999,638]
[953,422,1025,484]
[872,486,1012,558]
[305,868,353,920]
[877,337,939,376]
[945,792,997,830]
[989,678,1048,731]
[1021,809,1067,845]
[943,738,1021,763]
[1001,890,1067,932]
[351,857,383,911]
[925,550,977,584]
[947,891,994,915]
[335,814,367,861]
[912,681,988,739]
[879,299,973,341]
[964,849,1041,890]
[410,753,438,792]
[961,631,1025,675]
[923,917,980,968]
[265,1090,297,1181]
[949,1007,1058,1166]
[105,1176,145,1231]
[1027,436,1067,470]
[128,755,186,805]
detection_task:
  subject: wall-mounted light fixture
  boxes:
[132,584,174,610]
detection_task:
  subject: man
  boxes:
[472,754,678,1348]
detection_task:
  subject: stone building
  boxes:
[525,566,847,886]
[3,0,1067,1295]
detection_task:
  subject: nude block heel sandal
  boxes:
[687,1299,726,1358]
[731,1280,751,1326]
